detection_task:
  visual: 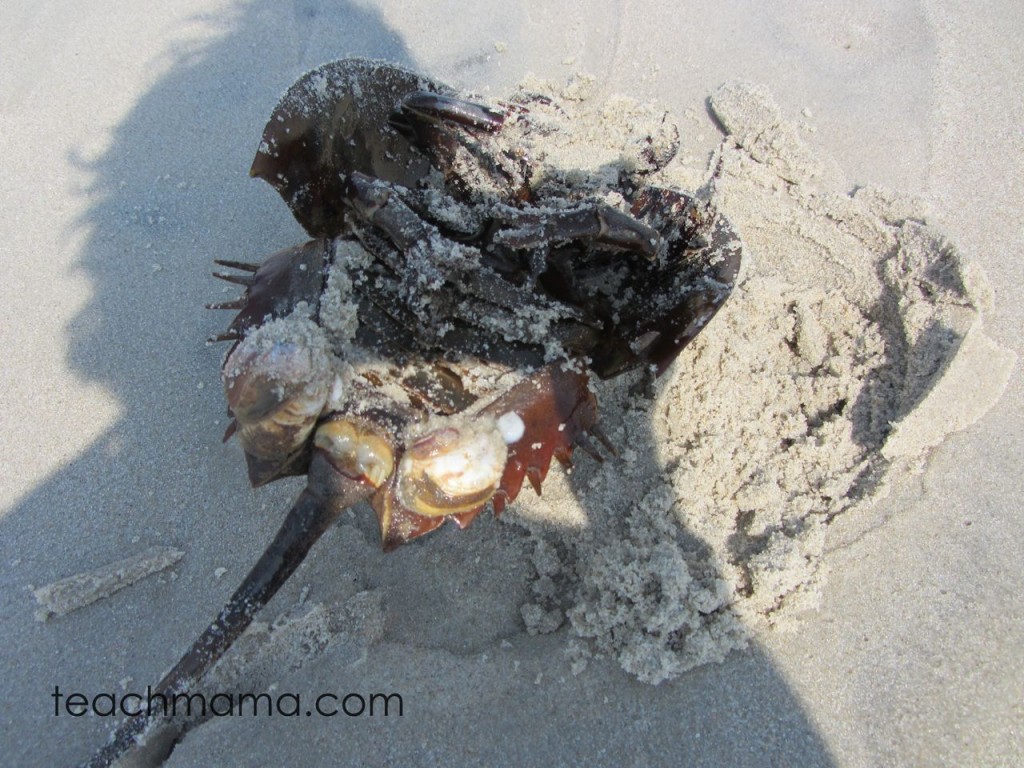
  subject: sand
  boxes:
[31,546,184,622]
[1,2,1022,767]
[475,76,1012,684]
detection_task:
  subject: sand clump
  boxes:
[31,546,185,622]
[506,78,1014,684]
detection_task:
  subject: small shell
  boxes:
[496,411,525,444]
[224,332,332,461]
[314,419,394,488]
[396,418,508,517]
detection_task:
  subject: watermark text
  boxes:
[51,685,402,719]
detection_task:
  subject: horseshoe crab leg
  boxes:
[392,91,505,134]
[491,204,662,260]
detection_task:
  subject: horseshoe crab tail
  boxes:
[80,482,365,768]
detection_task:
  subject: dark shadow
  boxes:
[0,3,835,766]
[847,237,965,512]
[853,308,962,452]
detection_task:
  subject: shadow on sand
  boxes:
[0,2,835,765]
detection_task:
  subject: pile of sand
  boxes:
[504,78,1014,683]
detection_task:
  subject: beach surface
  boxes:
[1,2,1021,766]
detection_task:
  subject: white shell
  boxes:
[496,411,526,444]
[396,418,508,516]
[412,430,505,496]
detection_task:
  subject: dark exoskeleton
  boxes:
[82,59,741,767]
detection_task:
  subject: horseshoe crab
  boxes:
[81,58,741,767]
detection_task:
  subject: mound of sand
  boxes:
[505,78,1014,683]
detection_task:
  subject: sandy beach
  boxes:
[2,2,1021,766]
